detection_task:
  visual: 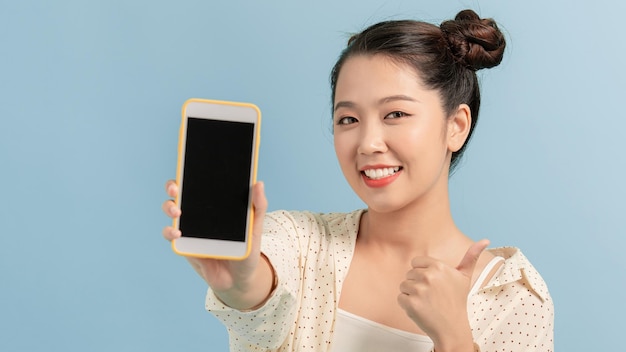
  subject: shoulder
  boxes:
[473,247,554,349]
[264,209,364,238]
[485,247,551,303]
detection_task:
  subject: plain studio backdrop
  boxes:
[1,0,624,350]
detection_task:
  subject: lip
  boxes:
[360,164,402,188]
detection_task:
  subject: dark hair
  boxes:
[330,9,506,172]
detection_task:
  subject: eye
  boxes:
[337,116,358,125]
[385,111,409,119]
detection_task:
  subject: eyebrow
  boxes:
[334,95,419,112]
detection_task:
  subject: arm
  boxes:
[162,180,274,310]
[204,212,306,350]
[164,181,300,350]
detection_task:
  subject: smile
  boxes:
[362,167,401,180]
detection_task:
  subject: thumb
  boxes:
[456,239,490,278]
[251,181,268,235]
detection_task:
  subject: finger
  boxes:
[410,255,439,269]
[404,267,430,281]
[397,292,414,314]
[162,226,182,242]
[165,180,178,198]
[252,181,268,235]
[244,182,268,259]
[253,181,268,210]
[456,239,490,277]
[399,280,419,295]
[161,199,181,218]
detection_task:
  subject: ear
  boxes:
[447,104,472,153]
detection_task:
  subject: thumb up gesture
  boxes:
[397,239,490,351]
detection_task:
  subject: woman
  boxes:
[162,9,553,352]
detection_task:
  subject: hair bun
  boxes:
[440,9,506,70]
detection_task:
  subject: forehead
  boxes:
[334,55,439,104]
[334,54,430,101]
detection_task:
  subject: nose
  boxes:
[357,121,388,155]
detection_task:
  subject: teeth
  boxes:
[363,167,400,180]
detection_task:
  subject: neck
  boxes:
[358,185,468,259]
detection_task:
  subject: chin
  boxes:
[359,196,407,214]
[366,204,404,214]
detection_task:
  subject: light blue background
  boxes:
[1,0,624,350]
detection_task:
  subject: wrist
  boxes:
[433,342,474,352]
[242,254,277,311]
[213,254,276,311]
[433,342,480,352]
[432,327,474,352]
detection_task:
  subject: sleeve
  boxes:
[470,271,554,352]
[204,211,305,351]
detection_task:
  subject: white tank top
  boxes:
[330,256,504,351]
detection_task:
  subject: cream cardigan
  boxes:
[205,210,554,351]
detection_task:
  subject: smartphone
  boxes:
[172,98,261,259]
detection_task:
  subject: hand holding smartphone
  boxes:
[172,98,261,259]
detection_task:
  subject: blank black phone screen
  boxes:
[179,117,255,242]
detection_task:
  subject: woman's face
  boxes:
[333,55,464,213]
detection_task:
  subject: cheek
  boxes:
[333,135,348,161]
[393,126,431,151]
[391,122,448,162]
[333,134,356,170]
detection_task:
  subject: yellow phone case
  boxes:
[172,98,261,260]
